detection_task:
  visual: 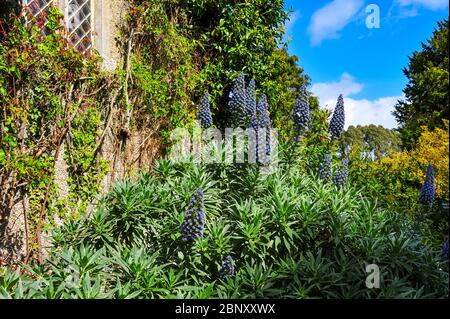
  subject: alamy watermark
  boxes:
[168,126,279,173]
[366,4,381,29]
[365,264,380,289]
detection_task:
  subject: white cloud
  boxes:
[308,0,365,46]
[311,73,363,103]
[388,0,448,19]
[397,0,449,10]
[344,96,403,129]
[311,73,402,129]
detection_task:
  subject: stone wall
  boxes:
[93,0,128,71]
[0,0,162,264]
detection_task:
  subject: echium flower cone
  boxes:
[334,158,348,187]
[442,238,449,259]
[219,255,235,278]
[293,85,310,134]
[319,153,332,182]
[329,94,345,140]
[180,188,205,241]
[419,164,435,207]
[249,94,272,164]
[246,78,257,119]
[198,93,213,129]
[258,94,272,157]
[228,72,247,127]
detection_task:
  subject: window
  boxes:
[21,0,93,54]
[65,0,92,53]
[22,0,54,25]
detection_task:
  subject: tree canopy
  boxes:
[341,124,401,160]
[393,19,449,149]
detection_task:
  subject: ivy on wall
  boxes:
[0,9,112,262]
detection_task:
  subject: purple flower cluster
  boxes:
[219,255,235,278]
[442,239,449,259]
[419,164,435,207]
[319,153,332,182]
[228,72,248,126]
[246,78,257,119]
[226,72,272,163]
[249,94,272,164]
[333,158,348,187]
[198,93,213,129]
[293,85,310,133]
[249,109,260,162]
[228,73,267,129]
[258,94,272,157]
[329,95,345,140]
[180,188,205,242]
[258,94,271,130]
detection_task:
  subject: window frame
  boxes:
[21,0,94,55]
[64,0,93,54]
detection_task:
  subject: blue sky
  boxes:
[283,0,448,129]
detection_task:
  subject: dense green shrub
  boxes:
[1,141,447,299]
[343,123,449,248]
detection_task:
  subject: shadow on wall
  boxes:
[0,193,26,264]
[0,228,25,264]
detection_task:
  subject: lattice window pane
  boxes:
[21,0,93,55]
[22,0,54,24]
[67,0,92,53]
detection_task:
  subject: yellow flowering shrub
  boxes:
[374,121,449,199]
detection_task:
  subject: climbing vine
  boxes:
[0,9,113,263]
